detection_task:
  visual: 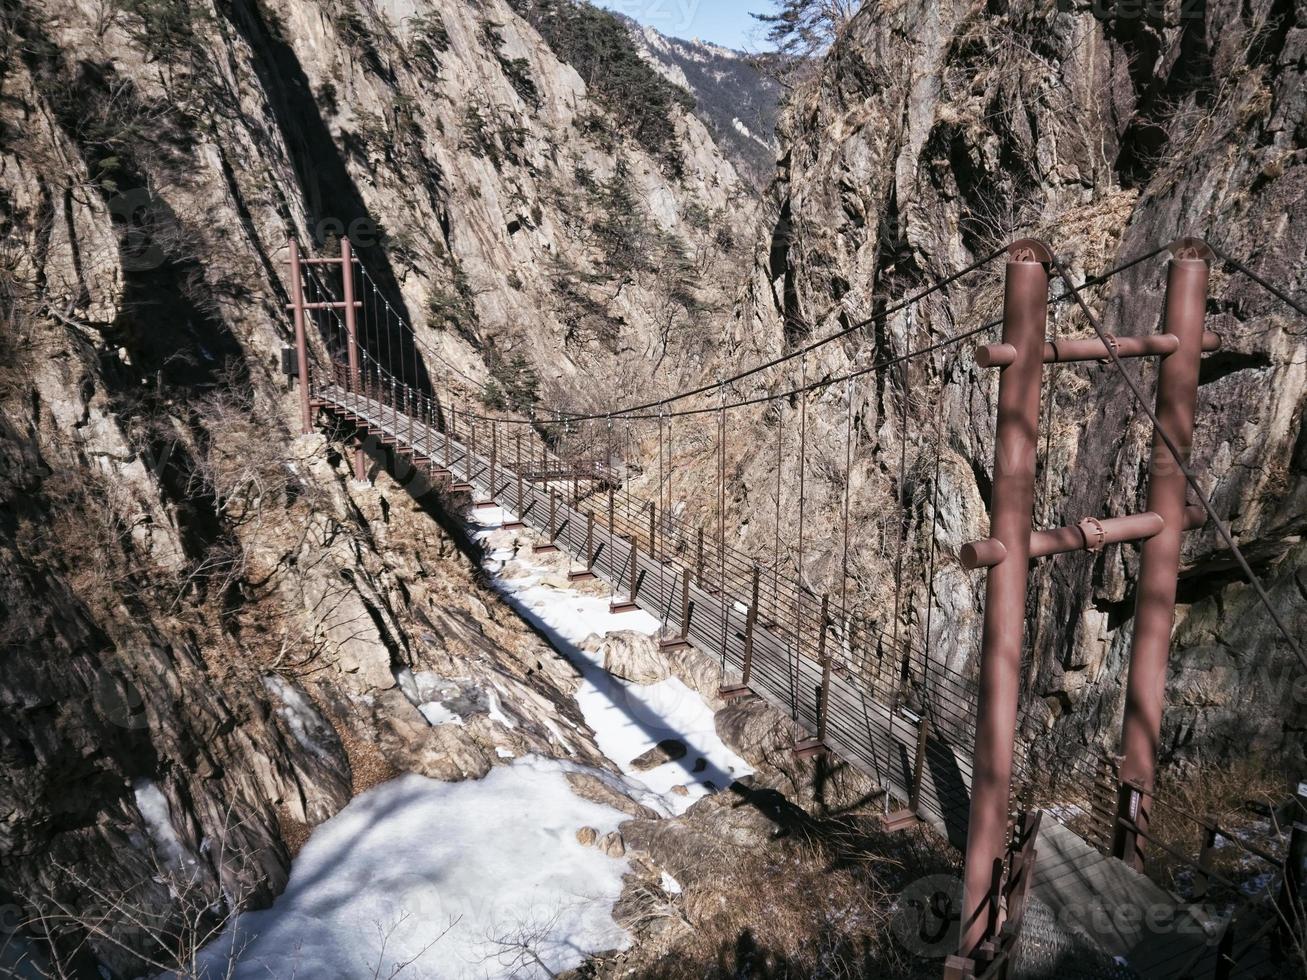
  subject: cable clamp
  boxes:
[1078,516,1106,553]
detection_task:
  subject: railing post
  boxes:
[1194,815,1219,900]
[288,238,312,434]
[910,718,931,816]
[339,237,366,481]
[960,239,1050,958]
[648,501,657,559]
[814,595,832,742]
[696,527,705,587]
[490,421,498,500]
[611,535,639,613]
[1214,921,1236,980]
[585,513,594,569]
[1279,822,1307,950]
[445,405,453,467]
[681,566,692,638]
[742,565,759,685]
[629,535,639,602]
[607,487,615,535]
[1115,239,1212,870]
[1114,779,1142,872]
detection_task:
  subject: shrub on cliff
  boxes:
[508,0,693,169]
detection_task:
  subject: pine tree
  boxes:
[752,1,860,61]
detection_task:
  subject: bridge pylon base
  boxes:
[793,738,828,759]
[717,683,754,701]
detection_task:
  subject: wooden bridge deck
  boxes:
[1031,819,1274,978]
[316,385,1279,980]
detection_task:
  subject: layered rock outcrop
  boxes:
[0,0,755,971]
[723,0,1307,772]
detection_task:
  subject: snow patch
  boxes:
[732,117,772,150]
[486,686,518,729]
[133,780,193,870]
[472,516,753,816]
[192,758,631,979]
[418,701,465,727]
[263,675,335,760]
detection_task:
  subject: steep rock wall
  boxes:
[731,0,1307,773]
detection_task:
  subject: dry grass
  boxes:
[274,805,312,859]
[336,724,400,797]
[1143,758,1290,903]
[617,813,957,980]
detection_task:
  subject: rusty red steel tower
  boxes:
[955,239,1218,962]
[1112,240,1214,871]
[287,236,366,482]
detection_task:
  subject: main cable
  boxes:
[355,243,1010,424]
[1210,242,1307,319]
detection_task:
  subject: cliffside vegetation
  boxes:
[508,0,695,167]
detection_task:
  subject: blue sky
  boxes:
[596,1,779,51]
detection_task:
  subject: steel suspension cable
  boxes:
[344,243,1170,430]
[515,243,1168,424]
[357,264,485,393]
[352,245,1008,425]
[718,384,728,670]
[1051,258,1307,673]
[553,243,1007,422]
[922,353,949,726]
[892,357,909,695]
[773,405,783,625]
[795,353,808,718]
[1210,243,1307,319]
[840,376,854,628]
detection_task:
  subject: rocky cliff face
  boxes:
[0,0,757,972]
[724,0,1307,775]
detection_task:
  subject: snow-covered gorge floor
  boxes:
[193,505,753,979]
[471,506,753,814]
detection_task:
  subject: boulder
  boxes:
[600,831,626,858]
[630,738,687,772]
[565,771,662,820]
[584,631,670,685]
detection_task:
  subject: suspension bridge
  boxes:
[282,233,1306,979]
